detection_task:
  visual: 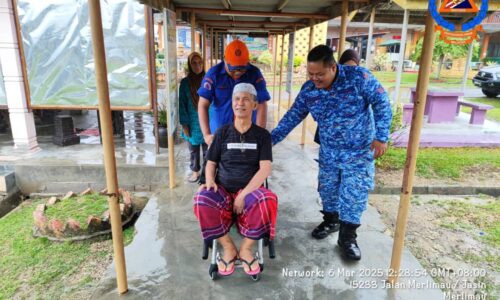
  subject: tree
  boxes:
[411,32,469,79]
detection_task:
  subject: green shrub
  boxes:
[257,50,273,67]
[372,54,391,71]
[390,103,403,134]
[293,56,304,68]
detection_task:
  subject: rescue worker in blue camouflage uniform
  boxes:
[271,45,392,261]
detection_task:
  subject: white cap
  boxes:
[232,83,257,100]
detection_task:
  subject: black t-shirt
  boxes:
[206,124,272,193]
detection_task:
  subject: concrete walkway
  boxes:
[93,141,444,300]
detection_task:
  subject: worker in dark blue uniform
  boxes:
[198,40,270,146]
[271,45,392,261]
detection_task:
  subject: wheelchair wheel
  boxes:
[209,264,218,280]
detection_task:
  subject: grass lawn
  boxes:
[44,194,109,230]
[372,71,476,90]
[0,198,135,299]
[461,97,500,122]
[438,198,500,249]
[376,147,500,179]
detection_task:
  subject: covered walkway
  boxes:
[92,139,443,299]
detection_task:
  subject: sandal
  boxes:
[188,173,200,183]
[216,253,238,276]
[240,255,261,276]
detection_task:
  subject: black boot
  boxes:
[337,222,361,260]
[311,211,340,239]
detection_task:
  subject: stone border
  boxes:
[372,186,500,197]
[32,188,136,241]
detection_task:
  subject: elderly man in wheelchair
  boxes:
[193,83,278,280]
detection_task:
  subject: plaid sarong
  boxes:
[193,185,278,242]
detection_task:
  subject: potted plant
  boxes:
[157,102,169,148]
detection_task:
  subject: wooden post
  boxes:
[272,35,278,104]
[191,12,196,52]
[88,0,128,294]
[287,26,297,109]
[277,33,285,120]
[480,34,489,60]
[215,31,219,64]
[299,20,315,145]
[163,9,176,190]
[394,9,409,105]
[366,7,375,68]
[203,23,207,71]
[462,42,474,92]
[387,11,436,285]
[338,0,349,58]
[145,7,159,154]
[210,27,214,67]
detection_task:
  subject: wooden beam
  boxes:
[210,27,214,67]
[300,19,315,145]
[388,11,436,286]
[338,0,349,56]
[203,23,207,71]
[199,20,306,27]
[277,33,285,120]
[176,7,330,19]
[277,0,291,11]
[394,9,409,105]
[220,0,231,10]
[88,0,128,294]
[208,26,298,33]
[191,12,196,52]
[272,35,278,103]
[366,7,375,68]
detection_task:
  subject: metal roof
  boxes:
[139,0,500,35]
[139,0,390,34]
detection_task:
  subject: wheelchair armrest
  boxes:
[202,240,209,260]
[268,240,276,259]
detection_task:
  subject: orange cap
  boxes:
[224,40,249,69]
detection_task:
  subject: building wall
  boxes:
[275,21,328,62]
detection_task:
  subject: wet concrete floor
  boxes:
[93,140,444,300]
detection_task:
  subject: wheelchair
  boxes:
[200,180,276,281]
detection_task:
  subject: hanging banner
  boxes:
[17,0,150,108]
[163,8,178,136]
[286,33,295,94]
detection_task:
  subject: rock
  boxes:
[87,216,102,232]
[121,190,133,207]
[47,197,59,206]
[63,191,75,200]
[102,210,110,222]
[49,219,65,237]
[79,188,93,196]
[33,211,48,232]
[36,204,46,212]
[66,219,81,231]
